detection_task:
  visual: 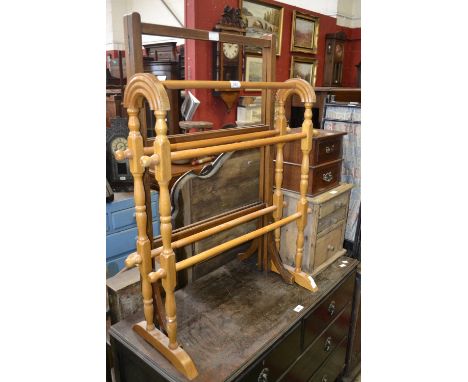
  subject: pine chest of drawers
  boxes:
[280,129,347,197]
[280,183,353,276]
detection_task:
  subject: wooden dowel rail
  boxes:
[140,130,279,155]
[152,205,277,258]
[174,212,302,273]
[162,80,295,91]
[125,205,277,268]
[170,130,279,151]
[171,132,307,161]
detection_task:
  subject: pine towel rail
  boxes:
[115,72,317,380]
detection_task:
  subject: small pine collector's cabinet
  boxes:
[280,183,353,275]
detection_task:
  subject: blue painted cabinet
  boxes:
[106,192,160,277]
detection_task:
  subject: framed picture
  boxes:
[290,56,318,86]
[291,11,319,54]
[240,0,284,56]
[244,55,263,91]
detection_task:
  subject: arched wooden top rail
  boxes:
[123,73,170,111]
[276,78,316,104]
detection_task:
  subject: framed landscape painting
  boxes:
[291,10,319,54]
[240,0,284,55]
[245,54,263,91]
[290,56,318,86]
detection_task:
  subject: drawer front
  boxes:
[279,303,351,382]
[304,271,355,348]
[319,192,349,219]
[239,323,302,382]
[310,161,342,196]
[110,202,159,232]
[317,207,347,234]
[282,161,341,197]
[313,224,345,269]
[315,137,342,165]
[308,335,348,382]
[282,132,344,166]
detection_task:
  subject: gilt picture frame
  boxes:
[290,56,318,87]
[290,10,320,54]
[240,0,284,56]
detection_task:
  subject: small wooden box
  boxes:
[279,129,346,196]
[279,184,353,275]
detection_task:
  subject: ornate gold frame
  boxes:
[290,56,318,87]
[290,10,320,54]
[240,0,284,56]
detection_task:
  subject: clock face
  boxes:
[222,43,239,60]
[111,136,128,155]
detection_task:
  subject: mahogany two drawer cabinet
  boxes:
[280,129,347,197]
[109,256,358,382]
[280,183,353,276]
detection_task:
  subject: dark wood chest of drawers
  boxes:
[280,129,346,197]
[109,256,358,382]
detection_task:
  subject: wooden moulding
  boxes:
[133,322,198,379]
[171,132,306,161]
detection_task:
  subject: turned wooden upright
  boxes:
[115,74,317,380]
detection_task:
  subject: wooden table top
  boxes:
[110,256,358,382]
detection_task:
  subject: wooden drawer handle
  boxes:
[324,336,332,352]
[328,300,336,316]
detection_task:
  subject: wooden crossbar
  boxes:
[151,205,277,259]
[125,203,268,269]
[174,212,302,272]
[169,130,279,151]
[142,130,279,155]
[171,132,306,161]
[162,80,295,90]
[141,23,272,47]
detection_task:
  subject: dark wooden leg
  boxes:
[268,233,294,284]
[152,278,167,334]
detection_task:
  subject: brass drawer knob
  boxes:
[322,171,333,182]
[325,145,335,154]
[322,375,328,382]
[258,367,269,382]
[324,336,332,352]
[327,244,335,251]
[328,300,336,316]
